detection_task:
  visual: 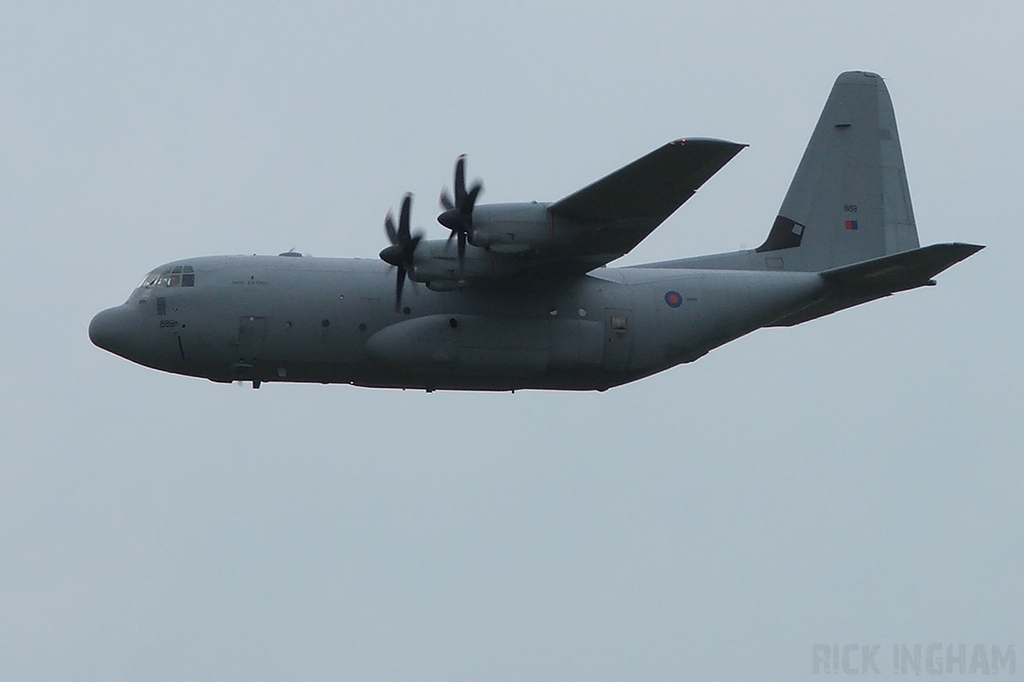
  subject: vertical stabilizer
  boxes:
[756,71,920,270]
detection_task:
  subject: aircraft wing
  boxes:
[547,138,746,266]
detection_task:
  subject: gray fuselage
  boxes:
[89,254,825,391]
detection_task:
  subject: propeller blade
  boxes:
[384,210,398,245]
[408,233,423,258]
[440,188,454,211]
[398,193,412,242]
[395,266,406,312]
[463,183,482,223]
[454,155,466,206]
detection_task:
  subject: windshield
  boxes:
[139,265,195,288]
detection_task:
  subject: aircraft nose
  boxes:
[89,305,133,355]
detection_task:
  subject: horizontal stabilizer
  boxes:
[549,138,745,223]
[770,243,983,327]
[820,242,984,289]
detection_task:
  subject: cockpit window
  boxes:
[141,265,195,288]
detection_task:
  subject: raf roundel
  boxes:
[664,290,683,308]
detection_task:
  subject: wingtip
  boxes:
[671,137,747,149]
[949,242,986,256]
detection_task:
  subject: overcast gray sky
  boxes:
[2,2,1022,681]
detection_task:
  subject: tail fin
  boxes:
[756,71,920,270]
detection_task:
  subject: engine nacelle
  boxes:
[406,203,597,289]
[468,202,559,253]
[407,238,535,289]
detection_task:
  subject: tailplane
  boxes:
[768,243,983,326]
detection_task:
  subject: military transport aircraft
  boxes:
[90,71,982,391]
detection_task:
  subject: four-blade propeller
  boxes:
[379,193,423,312]
[438,155,483,271]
